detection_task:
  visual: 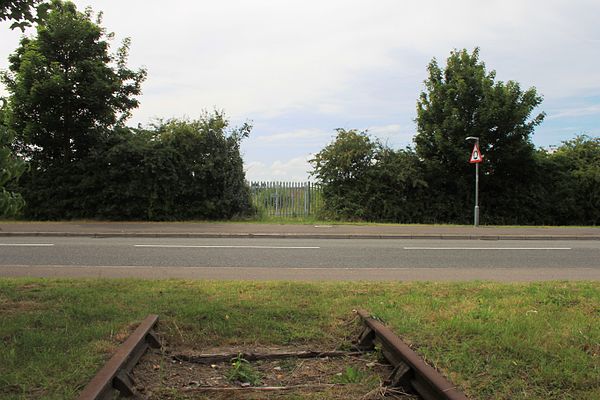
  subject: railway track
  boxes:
[356,309,469,400]
[77,315,160,400]
[78,312,468,399]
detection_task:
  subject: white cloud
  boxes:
[245,157,313,182]
[256,129,329,144]
[3,0,594,122]
[548,105,600,120]
[367,124,415,147]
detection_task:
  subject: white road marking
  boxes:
[0,243,54,247]
[404,247,572,250]
[134,245,320,249]
[1,264,411,270]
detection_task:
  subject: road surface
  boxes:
[0,237,598,281]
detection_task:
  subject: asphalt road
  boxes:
[0,237,598,281]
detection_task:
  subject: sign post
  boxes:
[466,137,482,227]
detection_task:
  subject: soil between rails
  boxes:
[132,345,416,399]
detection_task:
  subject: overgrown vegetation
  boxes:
[0,279,598,399]
[0,3,597,224]
[15,114,253,220]
[0,0,253,220]
[311,49,599,225]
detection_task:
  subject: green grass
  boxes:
[2,217,599,228]
[0,280,599,399]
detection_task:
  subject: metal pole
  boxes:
[466,136,481,227]
[474,160,479,227]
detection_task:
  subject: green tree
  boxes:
[310,129,426,221]
[0,0,48,216]
[0,99,26,217]
[18,113,253,220]
[414,48,545,223]
[310,129,377,219]
[2,0,146,167]
[151,113,252,220]
[0,0,49,30]
[364,147,427,222]
[551,135,600,225]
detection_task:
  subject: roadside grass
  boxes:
[0,279,599,399]
[235,217,600,228]
[2,217,599,228]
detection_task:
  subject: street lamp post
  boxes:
[466,136,480,227]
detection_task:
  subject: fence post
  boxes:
[248,180,322,218]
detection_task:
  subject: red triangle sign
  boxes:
[470,143,483,163]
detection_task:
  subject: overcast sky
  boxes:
[1,0,599,181]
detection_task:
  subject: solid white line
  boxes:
[0,243,54,247]
[404,247,572,250]
[134,245,320,249]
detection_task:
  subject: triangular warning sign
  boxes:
[470,143,483,163]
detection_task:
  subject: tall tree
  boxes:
[414,48,545,223]
[0,0,48,216]
[2,0,146,167]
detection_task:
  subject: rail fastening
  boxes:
[77,314,160,400]
[357,309,469,400]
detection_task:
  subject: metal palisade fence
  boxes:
[248,181,323,217]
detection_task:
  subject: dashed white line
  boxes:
[403,247,572,250]
[134,245,320,249]
[0,243,54,247]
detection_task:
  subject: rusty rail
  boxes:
[78,314,160,400]
[356,309,468,400]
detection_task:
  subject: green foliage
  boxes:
[226,353,262,385]
[310,129,375,219]
[310,129,426,221]
[0,100,26,217]
[2,0,146,166]
[17,113,253,220]
[415,48,545,224]
[554,135,600,225]
[0,0,49,30]
[311,49,600,225]
[535,135,600,225]
[2,1,251,221]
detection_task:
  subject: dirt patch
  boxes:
[132,346,416,399]
[0,298,42,314]
[17,283,43,291]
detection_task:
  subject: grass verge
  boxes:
[3,217,599,228]
[0,279,598,399]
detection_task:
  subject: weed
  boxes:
[333,366,365,384]
[226,353,261,385]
